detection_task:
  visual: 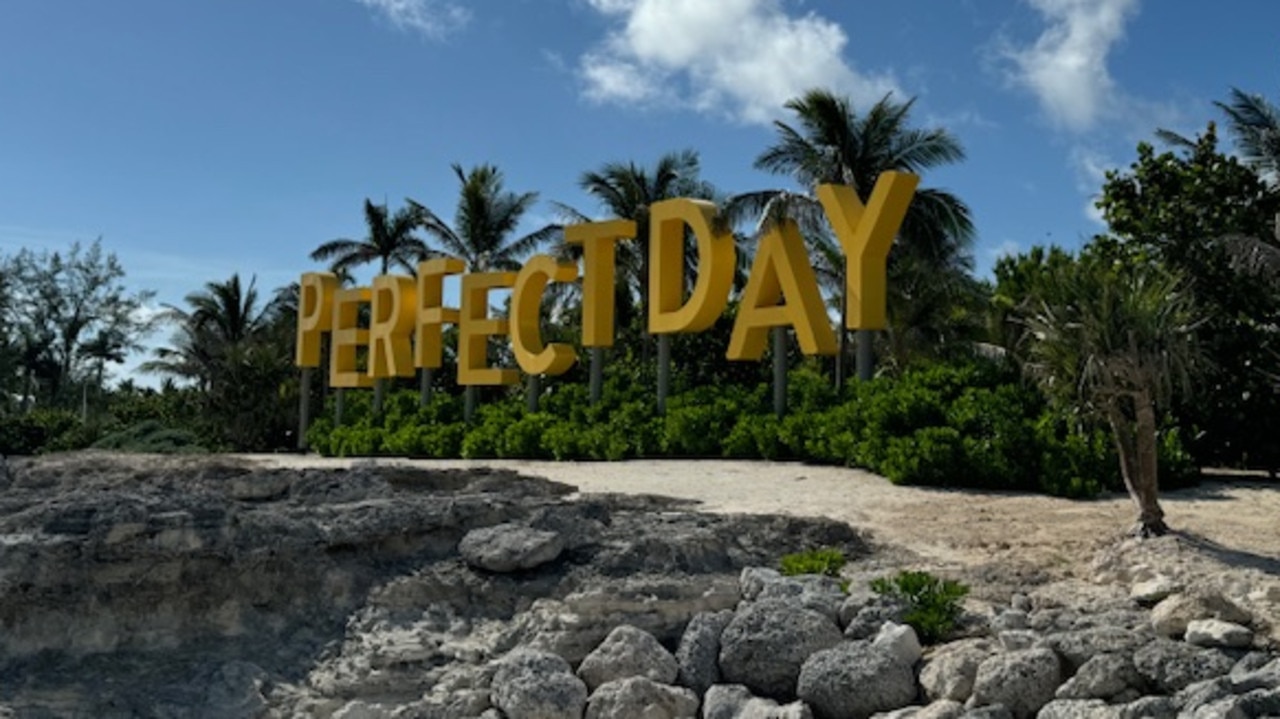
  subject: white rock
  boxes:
[874,622,923,666]
[1129,577,1180,606]
[1185,619,1253,648]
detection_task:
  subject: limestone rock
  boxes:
[459,523,565,573]
[970,647,1062,719]
[1132,638,1235,693]
[844,595,909,640]
[1129,577,1180,606]
[755,574,846,623]
[703,684,814,719]
[796,642,916,719]
[1184,618,1253,648]
[490,648,588,719]
[741,567,784,601]
[584,676,698,719]
[1035,699,1119,719]
[996,631,1037,652]
[576,625,678,692]
[991,610,1029,632]
[873,622,922,667]
[1149,591,1251,638]
[675,609,733,695]
[1054,653,1143,700]
[911,700,964,719]
[1036,627,1150,672]
[919,639,996,703]
[1114,695,1177,719]
[718,599,842,700]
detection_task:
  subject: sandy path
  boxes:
[240,455,1280,581]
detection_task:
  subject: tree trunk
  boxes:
[1109,401,1167,537]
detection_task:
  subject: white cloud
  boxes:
[578,0,900,124]
[1002,0,1139,132]
[354,0,470,40]
[1070,145,1116,225]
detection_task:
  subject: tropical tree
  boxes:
[1100,125,1280,469]
[144,274,292,449]
[310,199,428,276]
[736,89,975,384]
[1,240,153,407]
[407,163,560,410]
[554,150,715,344]
[1017,250,1205,536]
[409,163,560,273]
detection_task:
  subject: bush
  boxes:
[870,570,969,644]
[780,547,847,578]
[0,409,88,455]
[92,420,206,454]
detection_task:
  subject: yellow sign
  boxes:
[296,174,918,387]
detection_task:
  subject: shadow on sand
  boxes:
[1170,529,1280,577]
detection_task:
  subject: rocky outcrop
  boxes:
[3,453,1280,719]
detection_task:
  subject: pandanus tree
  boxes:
[1017,251,1205,537]
[733,89,975,384]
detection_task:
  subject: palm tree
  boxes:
[143,274,278,390]
[144,274,290,449]
[554,150,714,341]
[310,199,428,276]
[736,89,975,384]
[408,163,560,414]
[409,163,560,273]
[1018,254,1205,537]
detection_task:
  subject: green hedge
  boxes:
[304,362,1199,499]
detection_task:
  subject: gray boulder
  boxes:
[1034,699,1119,719]
[675,610,734,695]
[703,684,814,719]
[796,642,916,719]
[584,676,698,719]
[490,648,588,719]
[1184,618,1253,648]
[1054,653,1144,700]
[1132,638,1235,693]
[919,639,996,703]
[459,523,565,572]
[577,625,677,692]
[719,599,842,700]
[959,706,1012,719]
[845,595,909,640]
[1036,627,1149,672]
[1115,696,1177,719]
[1149,591,1251,638]
[756,574,846,623]
[970,647,1062,719]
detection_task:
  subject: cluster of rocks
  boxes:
[2,453,1279,719]
[299,556,1280,719]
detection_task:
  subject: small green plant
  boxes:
[870,570,969,644]
[780,547,846,578]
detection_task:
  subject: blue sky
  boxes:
[2,0,1277,380]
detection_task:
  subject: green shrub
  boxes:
[328,422,384,457]
[499,413,557,459]
[0,409,88,455]
[870,570,969,644]
[878,427,966,486]
[779,547,846,578]
[92,420,206,454]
